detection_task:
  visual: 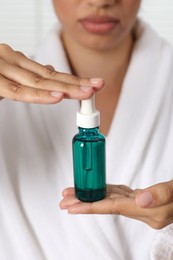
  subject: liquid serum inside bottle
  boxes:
[72,96,106,202]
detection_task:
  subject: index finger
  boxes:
[12,50,105,88]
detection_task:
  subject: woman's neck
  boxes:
[62,31,135,136]
[62,31,134,90]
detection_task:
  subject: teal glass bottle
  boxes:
[72,97,106,202]
[73,127,106,202]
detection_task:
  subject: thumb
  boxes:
[135,180,173,208]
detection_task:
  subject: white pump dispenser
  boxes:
[76,96,100,128]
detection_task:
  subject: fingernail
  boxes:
[80,85,93,92]
[90,78,104,84]
[136,191,153,208]
[50,91,63,97]
[90,78,104,87]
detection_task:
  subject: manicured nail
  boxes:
[136,191,153,208]
[90,78,104,86]
[50,91,63,97]
[80,85,93,92]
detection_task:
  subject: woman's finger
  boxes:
[0,74,64,104]
[17,54,104,88]
[0,60,100,99]
[62,195,172,229]
[65,196,140,215]
[60,184,173,229]
[107,184,134,197]
[135,180,173,208]
[0,44,105,102]
[10,50,104,88]
[62,187,75,198]
[0,44,104,90]
[60,195,80,209]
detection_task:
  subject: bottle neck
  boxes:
[78,127,99,136]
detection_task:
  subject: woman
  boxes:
[0,0,173,259]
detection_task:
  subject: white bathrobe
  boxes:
[0,19,173,260]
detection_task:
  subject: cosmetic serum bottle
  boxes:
[72,96,106,202]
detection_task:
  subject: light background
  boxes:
[0,0,173,56]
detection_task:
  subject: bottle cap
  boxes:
[76,96,100,128]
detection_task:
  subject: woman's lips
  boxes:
[80,16,119,34]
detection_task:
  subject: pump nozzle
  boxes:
[77,96,100,128]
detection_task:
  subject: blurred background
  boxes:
[0,0,173,56]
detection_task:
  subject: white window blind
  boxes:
[0,0,57,56]
[140,0,173,45]
[0,0,173,56]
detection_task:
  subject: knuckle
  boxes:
[59,82,69,93]
[118,184,129,190]
[156,182,173,205]
[150,221,166,230]
[0,44,13,57]
[15,50,25,58]
[27,89,41,103]
[67,74,82,86]
[9,84,43,103]
[31,74,44,86]
[0,43,12,52]
[9,83,23,100]
[44,67,57,78]
[164,182,173,201]
[33,89,41,99]
[112,209,121,215]
[76,76,82,86]
[12,84,21,94]
[33,89,43,101]
[118,185,125,189]
[112,200,121,215]
[150,211,170,229]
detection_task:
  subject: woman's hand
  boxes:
[0,44,104,103]
[60,180,173,229]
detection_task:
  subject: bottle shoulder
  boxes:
[73,128,105,142]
